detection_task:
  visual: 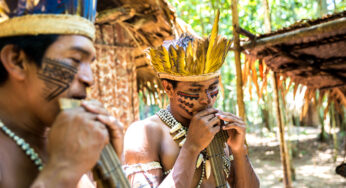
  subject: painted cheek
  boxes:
[177,91,199,100]
[210,90,219,98]
[178,104,193,116]
[177,96,195,115]
[177,97,194,108]
[37,58,77,101]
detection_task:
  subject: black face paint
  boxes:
[177,91,199,100]
[210,90,219,98]
[37,57,77,101]
[178,98,194,108]
[178,104,193,116]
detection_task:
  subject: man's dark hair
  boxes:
[162,34,194,51]
[0,35,59,84]
[159,34,194,89]
[161,79,179,89]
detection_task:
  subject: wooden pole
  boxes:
[231,0,246,120]
[263,0,271,33]
[241,17,346,50]
[318,0,328,17]
[263,0,292,187]
[330,102,339,162]
[273,73,292,187]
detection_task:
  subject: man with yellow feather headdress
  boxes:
[124,11,259,188]
[0,0,124,187]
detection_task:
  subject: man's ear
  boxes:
[161,80,175,97]
[0,44,27,81]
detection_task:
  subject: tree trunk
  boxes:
[331,103,338,162]
[301,102,320,127]
[263,0,292,187]
[318,103,327,142]
[319,120,327,142]
[231,0,245,120]
[318,0,328,17]
[273,72,293,188]
[261,108,271,131]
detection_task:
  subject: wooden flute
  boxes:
[59,98,130,188]
[206,122,229,188]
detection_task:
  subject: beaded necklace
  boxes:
[157,108,207,188]
[0,121,44,170]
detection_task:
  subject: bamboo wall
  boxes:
[89,23,140,129]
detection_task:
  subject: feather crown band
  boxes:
[0,0,97,40]
[149,10,231,82]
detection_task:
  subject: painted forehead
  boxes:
[48,35,96,60]
[178,78,219,89]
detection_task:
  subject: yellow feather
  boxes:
[189,40,199,74]
[147,10,230,78]
[205,9,220,73]
[195,44,203,74]
[177,46,186,74]
[169,45,178,73]
[185,41,194,72]
[0,1,9,15]
[161,46,171,72]
[149,49,163,72]
[208,37,224,72]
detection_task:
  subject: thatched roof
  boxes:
[242,11,346,92]
[95,0,192,105]
[241,11,346,106]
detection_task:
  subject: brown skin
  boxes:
[0,35,123,188]
[124,78,259,187]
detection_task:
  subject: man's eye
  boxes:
[70,58,81,63]
[190,89,200,92]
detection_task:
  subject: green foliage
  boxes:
[139,0,345,127]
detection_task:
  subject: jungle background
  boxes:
[138,0,346,187]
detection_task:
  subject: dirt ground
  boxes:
[247,126,346,188]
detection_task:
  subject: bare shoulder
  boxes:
[124,115,164,164]
[0,149,2,184]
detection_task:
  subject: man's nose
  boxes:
[199,90,211,105]
[77,63,94,87]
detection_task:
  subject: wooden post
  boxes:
[318,0,328,17]
[231,0,246,120]
[330,102,339,162]
[273,73,293,187]
[241,17,346,50]
[263,0,271,33]
[263,0,292,187]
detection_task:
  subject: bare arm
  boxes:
[30,162,82,188]
[232,149,259,188]
[217,112,260,188]
[31,101,122,188]
[124,108,220,188]
[125,138,200,188]
[32,170,95,188]
[124,120,163,187]
[158,144,200,188]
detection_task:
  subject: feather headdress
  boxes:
[0,0,97,40]
[149,10,232,81]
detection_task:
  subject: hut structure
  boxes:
[240,10,346,187]
[241,11,346,105]
[89,0,192,128]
